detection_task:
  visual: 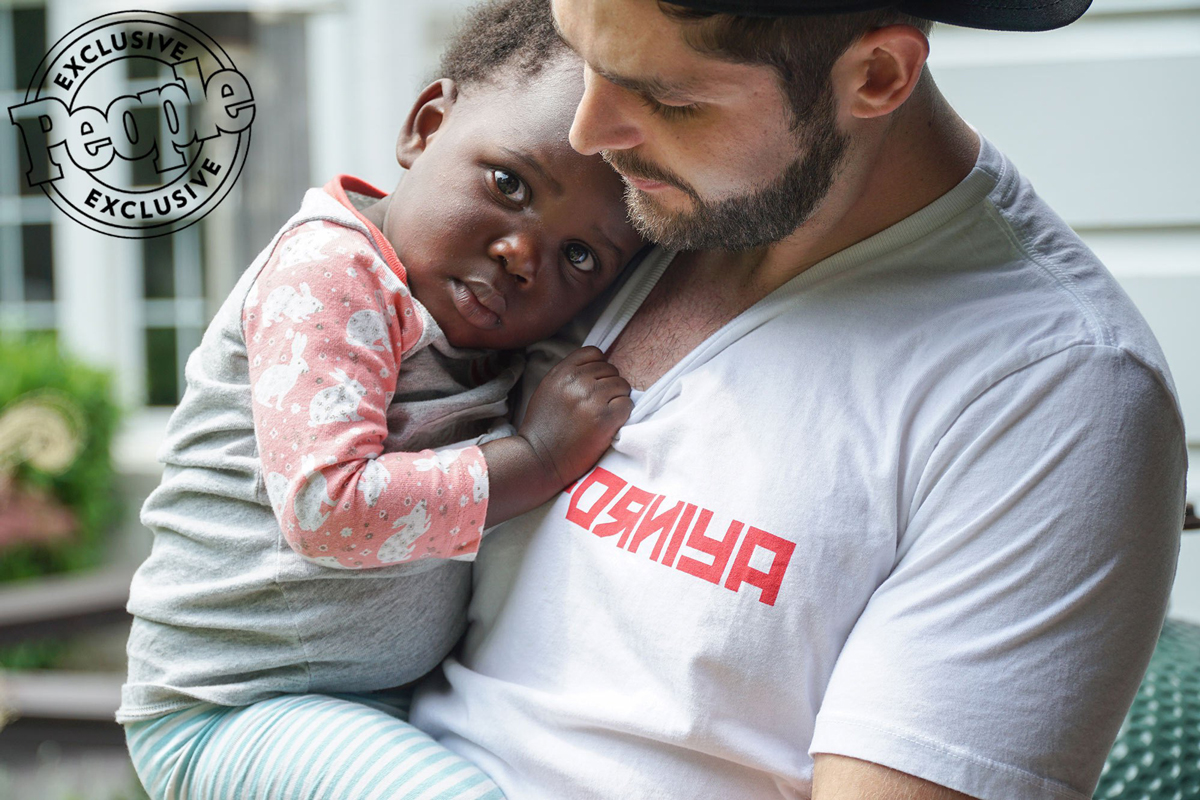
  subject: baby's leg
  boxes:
[125,691,503,800]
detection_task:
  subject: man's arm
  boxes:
[808,345,1184,798]
[814,755,976,799]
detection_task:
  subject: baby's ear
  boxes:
[397,79,457,169]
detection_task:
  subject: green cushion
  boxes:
[1094,618,1200,799]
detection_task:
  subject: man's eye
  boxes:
[491,169,528,204]
[644,96,700,121]
[564,242,597,273]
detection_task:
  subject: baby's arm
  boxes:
[480,345,631,526]
[244,222,631,569]
[246,222,490,568]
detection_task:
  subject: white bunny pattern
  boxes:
[262,282,324,328]
[273,225,339,270]
[309,369,367,427]
[253,333,308,410]
[345,309,388,352]
[245,209,491,569]
[377,500,432,563]
[413,448,463,474]
[356,458,390,507]
[468,461,488,504]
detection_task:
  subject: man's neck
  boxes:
[726,78,981,303]
[609,80,981,389]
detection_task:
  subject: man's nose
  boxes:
[569,66,643,156]
[488,230,541,286]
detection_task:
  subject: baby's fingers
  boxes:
[563,345,607,367]
[592,375,632,400]
[606,395,634,425]
[575,359,621,381]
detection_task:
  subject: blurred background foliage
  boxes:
[0,337,121,582]
[0,337,120,668]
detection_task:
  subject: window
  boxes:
[0,2,56,339]
[125,56,210,405]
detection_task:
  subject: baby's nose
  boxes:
[488,231,540,285]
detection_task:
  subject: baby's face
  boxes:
[384,56,644,350]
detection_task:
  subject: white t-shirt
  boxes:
[411,137,1186,800]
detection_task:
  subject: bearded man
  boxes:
[411,2,1186,798]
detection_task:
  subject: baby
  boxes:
[119,1,642,797]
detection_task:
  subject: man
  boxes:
[412,1,1187,797]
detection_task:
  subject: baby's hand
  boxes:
[519,346,632,487]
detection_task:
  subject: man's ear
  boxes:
[835,25,929,120]
[396,78,457,169]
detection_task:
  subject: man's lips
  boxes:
[450,277,505,329]
[621,172,671,192]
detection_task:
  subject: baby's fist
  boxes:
[519,346,632,487]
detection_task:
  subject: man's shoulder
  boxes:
[972,142,1171,382]
[737,140,1181,429]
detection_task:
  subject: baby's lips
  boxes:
[464,278,507,317]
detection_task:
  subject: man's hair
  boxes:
[660,4,933,125]
[439,0,565,88]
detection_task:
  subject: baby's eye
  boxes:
[491,169,528,204]
[564,242,597,273]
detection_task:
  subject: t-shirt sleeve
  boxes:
[243,221,490,570]
[809,345,1186,800]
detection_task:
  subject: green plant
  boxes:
[0,336,121,582]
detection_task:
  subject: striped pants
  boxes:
[124,691,504,800]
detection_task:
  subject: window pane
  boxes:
[130,106,167,187]
[8,109,53,197]
[21,223,53,302]
[12,7,46,91]
[145,327,179,406]
[143,235,175,298]
[197,220,208,293]
[125,44,159,80]
[0,225,17,303]
[179,102,204,174]
[16,147,51,197]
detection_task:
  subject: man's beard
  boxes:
[603,96,848,252]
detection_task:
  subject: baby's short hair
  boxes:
[439,0,566,89]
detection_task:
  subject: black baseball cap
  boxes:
[664,0,1093,31]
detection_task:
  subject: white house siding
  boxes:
[930,0,1200,621]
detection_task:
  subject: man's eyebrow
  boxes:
[549,11,699,101]
[592,66,700,102]
[500,147,563,195]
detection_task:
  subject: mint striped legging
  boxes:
[124,690,504,800]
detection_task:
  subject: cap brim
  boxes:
[664,0,1093,31]
[900,0,1093,31]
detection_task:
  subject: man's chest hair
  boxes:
[608,257,748,390]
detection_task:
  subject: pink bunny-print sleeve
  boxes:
[243,220,490,569]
